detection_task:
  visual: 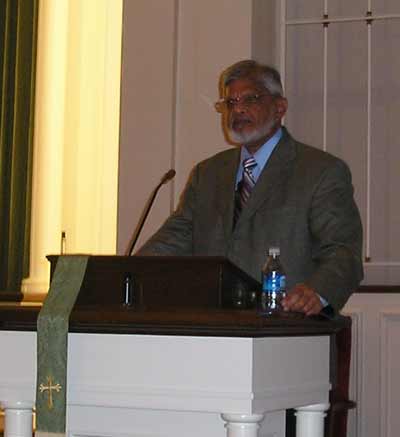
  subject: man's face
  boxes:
[223,79,287,153]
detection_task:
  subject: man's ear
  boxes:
[275,97,288,120]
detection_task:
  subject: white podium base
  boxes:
[0,331,331,437]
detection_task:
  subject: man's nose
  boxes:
[231,100,247,113]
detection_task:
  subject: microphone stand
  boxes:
[124,169,175,256]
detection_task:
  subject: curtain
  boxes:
[0,0,38,296]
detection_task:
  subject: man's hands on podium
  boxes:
[282,283,323,316]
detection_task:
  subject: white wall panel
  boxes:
[283,2,400,284]
[370,20,400,267]
[285,24,324,148]
[380,312,400,437]
[325,21,368,230]
[118,0,177,254]
[343,292,400,437]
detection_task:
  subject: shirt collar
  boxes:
[236,127,283,185]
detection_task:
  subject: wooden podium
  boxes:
[0,256,350,437]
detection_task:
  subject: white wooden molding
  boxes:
[341,308,363,437]
[379,310,400,437]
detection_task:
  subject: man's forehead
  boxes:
[225,79,264,96]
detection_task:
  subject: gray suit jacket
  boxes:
[137,128,363,312]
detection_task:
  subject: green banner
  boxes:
[36,256,89,436]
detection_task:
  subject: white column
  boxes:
[21,0,122,301]
[21,0,69,300]
[295,403,330,437]
[221,413,265,437]
[1,401,34,437]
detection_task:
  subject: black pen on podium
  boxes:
[124,169,176,256]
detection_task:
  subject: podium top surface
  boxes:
[0,304,349,337]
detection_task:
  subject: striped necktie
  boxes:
[234,156,257,224]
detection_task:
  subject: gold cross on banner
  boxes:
[39,376,62,409]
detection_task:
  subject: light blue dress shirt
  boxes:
[235,128,283,188]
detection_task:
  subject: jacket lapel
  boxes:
[216,148,240,239]
[239,130,297,222]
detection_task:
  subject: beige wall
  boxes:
[118,0,278,253]
[118,0,253,253]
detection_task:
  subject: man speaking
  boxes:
[137,59,363,316]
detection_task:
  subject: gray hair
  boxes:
[219,60,284,97]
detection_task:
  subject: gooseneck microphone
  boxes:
[160,169,176,185]
[124,169,176,256]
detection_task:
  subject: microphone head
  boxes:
[160,169,176,185]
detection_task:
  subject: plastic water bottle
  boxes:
[261,247,286,314]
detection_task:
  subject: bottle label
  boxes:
[263,272,286,293]
[261,272,286,314]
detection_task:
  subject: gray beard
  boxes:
[228,118,276,146]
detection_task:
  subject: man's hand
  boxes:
[282,283,323,316]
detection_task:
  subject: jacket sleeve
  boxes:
[305,159,363,312]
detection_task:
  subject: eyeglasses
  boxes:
[215,93,269,112]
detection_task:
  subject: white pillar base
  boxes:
[295,403,330,437]
[1,401,34,437]
[221,413,265,437]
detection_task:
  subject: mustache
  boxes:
[229,115,252,128]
